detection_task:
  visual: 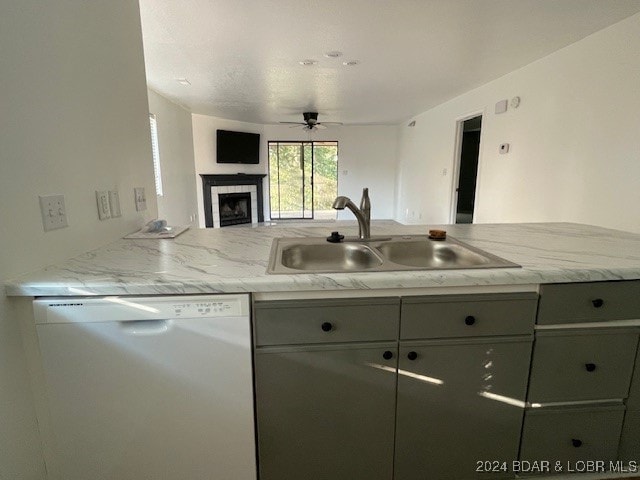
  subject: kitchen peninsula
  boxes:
[6,222,640,296]
[6,221,640,480]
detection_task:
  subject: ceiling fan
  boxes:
[279,112,342,131]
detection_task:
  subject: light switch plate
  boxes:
[499,143,510,154]
[108,190,121,217]
[96,191,111,220]
[134,187,147,212]
[39,195,68,231]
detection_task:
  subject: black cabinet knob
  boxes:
[407,351,418,361]
[571,439,583,448]
[592,298,604,308]
[464,316,476,326]
[383,351,393,360]
[321,322,333,332]
[585,363,597,372]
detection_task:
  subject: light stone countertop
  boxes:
[5,221,640,297]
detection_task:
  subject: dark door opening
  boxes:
[454,115,482,224]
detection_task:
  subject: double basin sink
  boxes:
[267,235,519,274]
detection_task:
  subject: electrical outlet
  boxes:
[134,187,147,212]
[39,195,68,231]
[108,190,121,217]
[96,191,111,220]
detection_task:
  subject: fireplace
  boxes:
[200,174,266,228]
[218,192,252,227]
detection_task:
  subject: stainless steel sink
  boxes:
[267,235,520,274]
[280,242,383,272]
[377,239,495,268]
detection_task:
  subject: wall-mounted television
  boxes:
[216,130,260,164]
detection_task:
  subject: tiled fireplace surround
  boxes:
[200,174,266,228]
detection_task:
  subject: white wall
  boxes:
[263,125,398,220]
[396,13,640,233]
[148,89,199,226]
[0,2,156,478]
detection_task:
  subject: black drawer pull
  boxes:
[321,322,333,332]
[571,439,583,448]
[407,351,418,361]
[591,298,604,308]
[464,316,476,326]
[585,363,597,372]
[383,351,393,360]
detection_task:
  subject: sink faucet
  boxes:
[332,188,371,239]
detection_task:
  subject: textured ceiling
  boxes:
[139,0,640,125]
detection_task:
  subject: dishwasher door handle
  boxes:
[119,319,171,336]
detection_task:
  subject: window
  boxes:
[268,141,338,220]
[149,113,163,196]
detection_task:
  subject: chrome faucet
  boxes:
[332,188,371,239]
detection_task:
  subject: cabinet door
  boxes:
[255,343,397,480]
[395,338,532,480]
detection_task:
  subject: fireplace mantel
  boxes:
[201,174,267,228]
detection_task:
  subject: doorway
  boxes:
[268,141,338,220]
[452,115,482,224]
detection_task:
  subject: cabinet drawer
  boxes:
[520,405,625,464]
[254,297,400,346]
[527,330,639,402]
[538,281,640,325]
[400,293,537,340]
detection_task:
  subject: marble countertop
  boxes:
[6,222,640,297]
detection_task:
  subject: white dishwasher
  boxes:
[33,294,256,480]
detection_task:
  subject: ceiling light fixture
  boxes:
[176,78,191,86]
[342,60,360,66]
[324,51,343,58]
[298,59,318,66]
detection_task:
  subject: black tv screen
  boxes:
[216,130,260,164]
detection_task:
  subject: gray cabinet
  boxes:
[527,329,638,403]
[253,298,400,480]
[522,280,640,469]
[394,338,532,480]
[537,280,640,325]
[520,405,625,464]
[254,344,397,480]
[395,293,537,480]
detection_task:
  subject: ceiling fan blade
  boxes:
[280,121,305,125]
[315,124,327,130]
[319,122,343,125]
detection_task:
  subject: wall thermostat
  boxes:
[499,143,510,154]
[495,99,508,114]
